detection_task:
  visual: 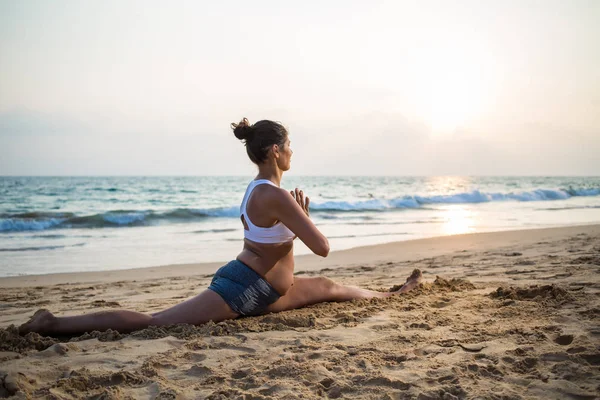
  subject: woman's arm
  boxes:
[266,187,329,257]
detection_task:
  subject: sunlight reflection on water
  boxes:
[442,206,475,235]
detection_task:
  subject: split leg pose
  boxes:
[19,270,421,336]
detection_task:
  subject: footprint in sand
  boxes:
[554,334,574,345]
[231,368,253,379]
[186,365,212,377]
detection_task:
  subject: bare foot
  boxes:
[18,309,56,335]
[393,269,423,294]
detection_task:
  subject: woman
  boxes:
[19,118,422,336]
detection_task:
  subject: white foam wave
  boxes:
[0,218,67,232]
[309,187,599,211]
[193,206,239,218]
[102,211,149,225]
[311,199,391,211]
[570,188,600,196]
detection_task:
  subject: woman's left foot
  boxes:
[18,309,56,335]
[394,269,423,294]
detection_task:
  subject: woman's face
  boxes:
[277,136,293,171]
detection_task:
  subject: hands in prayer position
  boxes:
[290,187,310,217]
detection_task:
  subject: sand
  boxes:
[0,224,599,399]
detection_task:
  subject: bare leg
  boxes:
[267,269,422,313]
[19,308,152,336]
[19,289,238,336]
[19,270,422,334]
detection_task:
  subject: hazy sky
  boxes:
[1,0,599,176]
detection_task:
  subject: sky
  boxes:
[0,0,599,176]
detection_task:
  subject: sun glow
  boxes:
[427,70,484,135]
[409,40,496,136]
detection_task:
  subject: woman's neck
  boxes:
[256,165,283,187]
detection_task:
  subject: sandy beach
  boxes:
[1,224,599,399]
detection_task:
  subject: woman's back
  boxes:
[237,180,297,295]
[240,179,296,244]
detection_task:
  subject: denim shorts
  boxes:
[208,259,281,316]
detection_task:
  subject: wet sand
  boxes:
[1,224,599,399]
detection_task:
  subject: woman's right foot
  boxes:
[394,268,423,294]
[18,309,56,335]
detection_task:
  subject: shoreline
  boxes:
[1,223,598,288]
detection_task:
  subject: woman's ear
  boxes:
[272,144,280,159]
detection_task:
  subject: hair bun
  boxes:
[231,118,253,141]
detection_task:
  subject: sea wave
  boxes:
[0,207,239,232]
[310,187,600,211]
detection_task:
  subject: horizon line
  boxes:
[2,174,600,178]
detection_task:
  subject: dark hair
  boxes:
[231,118,288,164]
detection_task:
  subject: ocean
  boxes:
[1,176,599,277]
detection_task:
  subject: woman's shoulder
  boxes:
[246,183,294,214]
[250,181,286,200]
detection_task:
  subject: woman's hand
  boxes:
[290,187,310,217]
[268,186,328,256]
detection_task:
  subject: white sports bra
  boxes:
[240,179,296,244]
